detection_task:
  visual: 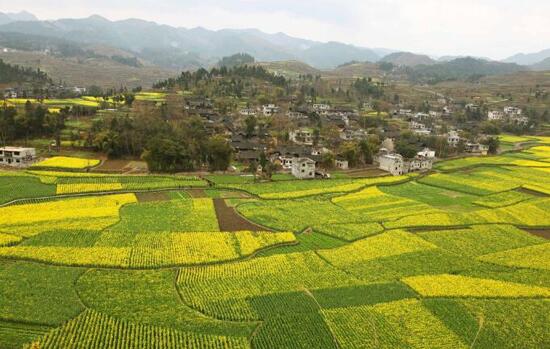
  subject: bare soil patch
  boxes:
[522,228,550,240]
[186,189,207,198]
[136,191,170,203]
[345,168,388,178]
[94,159,130,172]
[213,198,270,232]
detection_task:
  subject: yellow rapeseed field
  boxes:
[0,194,136,227]
[33,156,101,169]
[403,274,550,297]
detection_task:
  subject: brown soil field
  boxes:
[94,160,131,172]
[136,191,170,203]
[213,198,270,232]
[186,189,207,198]
[523,228,550,240]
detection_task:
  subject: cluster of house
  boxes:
[446,130,488,155]
[488,107,529,125]
[3,85,87,99]
[239,104,280,117]
[0,147,37,168]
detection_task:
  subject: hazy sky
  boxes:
[2,0,549,59]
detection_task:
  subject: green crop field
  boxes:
[0,146,549,348]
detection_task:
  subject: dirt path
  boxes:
[213,198,270,232]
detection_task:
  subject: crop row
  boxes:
[36,310,249,349]
[177,251,361,321]
[402,274,550,298]
[0,231,295,268]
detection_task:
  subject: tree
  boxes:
[484,136,500,155]
[142,137,194,172]
[339,142,359,167]
[359,139,373,164]
[395,141,418,159]
[207,136,233,171]
[244,116,257,138]
[320,152,335,169]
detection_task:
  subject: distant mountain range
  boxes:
[0,11,548,88]
[503,49,550,66]
[0,13,386,70]
[0,11,549,71]
[0,11,37,25]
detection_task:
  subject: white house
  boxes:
[447,131,461,147]
[465,143,488,155]
[417,148,436,158]
[0,147,36,167]
[313,104,331,113]
[488,110,505,121]
[376,149,433,176]
[510,115,529,125]
[278,156,295,170]
[262,104,279,116]
[335,157,349,170]
[377,151,405,176]
[413,112,430,120]
[291,157,316,179]
[286,111,308,120]
[289,128,314,145]
[408,155,433,172]
[240,108,257,116]
[504,106,522,116]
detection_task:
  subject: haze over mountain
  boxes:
[379,52,436,67]
[0,14,381,70]
[504,49,550,66]
[0,11,38,25]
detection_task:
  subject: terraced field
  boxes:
[0,146,548,348]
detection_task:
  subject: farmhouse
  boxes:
[335,157,349,170]
[291,157,316,179]
[376,150,405,176]
[286,111,308,120]
[262,104,279,116]
[504,106,522,115]
[510,115,529,125]
[289,128,314,145]
[417,148,436,158]
[239,108,257,116]
[0,147,36,167]
[447,131,461,146]
[408,155,433,172]
[376,148,433,176]
[488,110,505,120]
[313,103,331,113]
[465,143,488,155]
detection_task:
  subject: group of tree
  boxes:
[0,102,65,148]
[0,59,51,84]
[153,65,286,90]
[91,111,232,172]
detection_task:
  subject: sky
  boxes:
[1,0,549,59]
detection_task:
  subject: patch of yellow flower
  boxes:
[403,274,550,297]
[56,183,124,195]
[318,230,437,267]
[0,232,21,246]
[0,194,136,227]
[33,156,100,169]
[478,243,550,271]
